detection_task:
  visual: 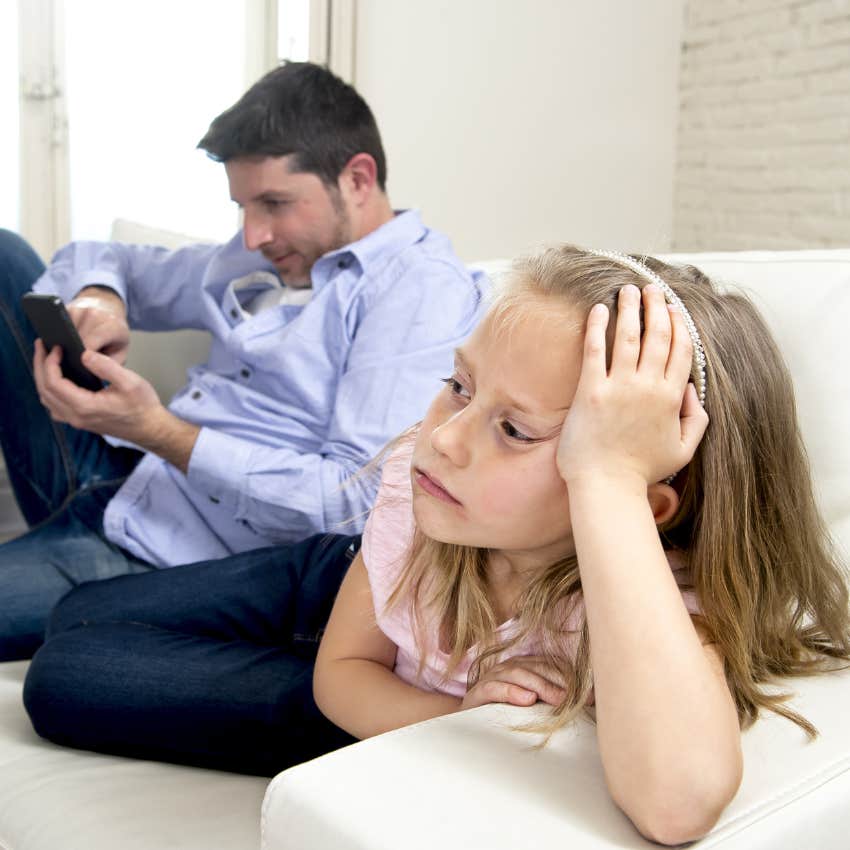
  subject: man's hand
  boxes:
[67,286,131,365]
[461,655,566,711]
[33,341,200,473]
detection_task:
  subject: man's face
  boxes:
[226,154,354,286]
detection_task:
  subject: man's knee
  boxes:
[0,230,46,296]
[45,580,109,638]
[23,632,80,742]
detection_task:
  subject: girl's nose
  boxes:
[430,409,472,468]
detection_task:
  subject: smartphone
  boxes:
[20,293,104,391]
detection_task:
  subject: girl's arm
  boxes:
[570,478,741,845]
[559,285,742,845]
[313,552,462,739]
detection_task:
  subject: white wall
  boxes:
[674,0,850,251]
[354,0,685,262]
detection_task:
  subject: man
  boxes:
[0,61,487,660]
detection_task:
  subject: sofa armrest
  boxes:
[261,666,850,849]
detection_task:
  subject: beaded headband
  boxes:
[587,249,707,407]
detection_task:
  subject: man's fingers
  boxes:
[81,349,125,384]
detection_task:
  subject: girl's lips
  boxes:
[414,469,462,505]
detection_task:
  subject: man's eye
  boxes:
[501,420,534,442]
[441,377,470,399]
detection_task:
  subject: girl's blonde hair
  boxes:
[388,244,850,738]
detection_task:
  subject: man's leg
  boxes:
[0,485,153,661]
[0,230,145,660]
[24,534,360,775]
[0,230,141,524]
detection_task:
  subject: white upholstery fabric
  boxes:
[0,662,267,850]
[262,667,850,850]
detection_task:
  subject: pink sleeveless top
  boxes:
[361,441,698,698]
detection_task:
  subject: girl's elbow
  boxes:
[631,803,724,846]
[311,657,334,719]
[620,767,742,846]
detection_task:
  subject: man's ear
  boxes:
[647,482,680,526]
[339,153,378,204]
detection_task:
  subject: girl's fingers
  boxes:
[482,663,567,707]
[679,382,710,454]
[637,284,673,374]
[580,302,611,382]
[609,284,642,375]
[665,304,695,391]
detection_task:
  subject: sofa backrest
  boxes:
[108,227,850,560]
[470,250,850,563]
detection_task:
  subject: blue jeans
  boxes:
[24,533,360,775]
[0,230,150,660]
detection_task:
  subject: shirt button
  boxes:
[240,368,250,379]
[209,495,220,504]
[191,390,202,400]
[230,307,239,319]
[337,259,347,269]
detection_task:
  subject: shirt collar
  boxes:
[310,209,426,290]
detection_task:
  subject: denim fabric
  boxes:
[24,533,360,775]
[0,229,148,660]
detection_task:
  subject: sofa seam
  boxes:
[702,752,850,844]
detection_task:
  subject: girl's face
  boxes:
[411,298,585,568]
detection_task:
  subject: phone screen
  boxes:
[20,293,104,391]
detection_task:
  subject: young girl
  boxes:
[313,245,850,845]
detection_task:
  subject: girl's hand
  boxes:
[557,283,709,487]
[461,655,566,710]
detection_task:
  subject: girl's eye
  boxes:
[501,420,534,442]
[441,376,470,400]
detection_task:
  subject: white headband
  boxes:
[588,249,707,407]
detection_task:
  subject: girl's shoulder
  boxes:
[361,439,417,612]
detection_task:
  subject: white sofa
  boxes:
[1,248,849,849]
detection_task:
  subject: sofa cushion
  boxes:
[0,661,268,850]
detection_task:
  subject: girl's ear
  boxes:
[647,482,680,526]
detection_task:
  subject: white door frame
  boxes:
[18,0,69,262]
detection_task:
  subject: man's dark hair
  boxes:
[198,61,387,191]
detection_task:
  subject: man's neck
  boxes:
[352,194,396,242]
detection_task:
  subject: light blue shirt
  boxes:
[34,211,489,566]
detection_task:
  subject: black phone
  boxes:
[20,293,104,391]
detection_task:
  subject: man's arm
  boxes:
[28,233,266,467]
[32,234,262,331]
[34,342,200,473]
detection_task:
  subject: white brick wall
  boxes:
[673,0,850,250]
